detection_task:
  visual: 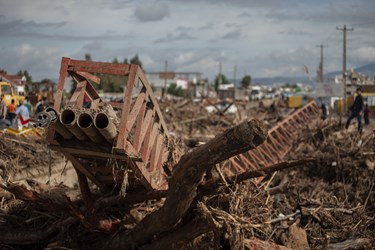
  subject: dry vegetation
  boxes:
[0,99,374,249]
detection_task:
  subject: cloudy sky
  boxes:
[0,0,374,82]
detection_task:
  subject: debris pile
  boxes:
[1,103,373,249]
[0,57,374,249]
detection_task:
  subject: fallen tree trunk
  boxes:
[101,119,267,248]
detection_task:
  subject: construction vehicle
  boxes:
[0,81,25,105]
[26,79,55,106]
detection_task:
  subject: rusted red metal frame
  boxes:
[227,101,320,177]
[48,57,171,192]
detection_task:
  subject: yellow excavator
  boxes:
[0,81,25,105]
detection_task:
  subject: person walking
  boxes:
[321,103,328,121]
[364,103,371,125]
[7,99,17,126]
[345,87,364,132]
[0,94,7,119]
[23,98,32,115]
[15,100,30,130]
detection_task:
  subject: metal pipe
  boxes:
[77,113,105,143]
[60,109,88,141]
[33,107,74,140]
[94,112,117,144]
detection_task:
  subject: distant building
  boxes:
[0,73,27,95]
[145,71,204,97]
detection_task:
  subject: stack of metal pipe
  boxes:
[34,107,118,144]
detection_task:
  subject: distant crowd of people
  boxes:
[0,95,49,130]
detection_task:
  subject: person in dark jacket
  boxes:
[345,87,364,132]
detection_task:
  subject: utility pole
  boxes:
[316,44,327,82]
[219,62,222,85]
[337,25,354,113]
[162,60,167,99]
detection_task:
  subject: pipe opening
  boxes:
[78,113,93,128]
[95,113,109,129]
[61,109,76,125]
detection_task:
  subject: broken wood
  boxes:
[326,238,372,250]
[100,118,268,248]
[199,158,316,194]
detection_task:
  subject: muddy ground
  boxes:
[0,99,374,249]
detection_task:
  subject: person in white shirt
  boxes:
[15,100,30,130]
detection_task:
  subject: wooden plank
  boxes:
[64,153,105,191]
[149,134,163,172]
[50,145,142,162]
[134,109,152,152]
[127,89,146,130]
[142,122,159,163]
[67,58,131,76]
[47,57,70,144]
[116,65,137,150]
[75,71,101,84]
[137,68,169,135]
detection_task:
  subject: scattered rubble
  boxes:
[0,59,374,249]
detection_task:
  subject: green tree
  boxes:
[214,73,229,91]
[241,75,251,89]
[167,83,184,97]
[84,53,92,61]
[17,70,32,83]
[123,58,128,64]
[112,57,119,64]
[0,69,7,74]
[130,54,143,68]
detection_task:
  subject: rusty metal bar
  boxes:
[226,101,320,176]
[48,57,173,193]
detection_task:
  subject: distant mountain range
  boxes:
[245,62,375,86]
[325,62,375,78]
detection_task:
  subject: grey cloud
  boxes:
[0,19,66,34]
[82,42,104,51]
[225,22,242,29]
[176,25,193,32]
[109,0,132,9]
[154,32,196,44]
[199,23,214,30]
[0,18,129,41]
[134,3,170,22]
[279,28,314,36]
[268,47,316,64]
[164,0,297,9]
[221,29,243,39]
[238,12,252,18]
[265,3,375,24]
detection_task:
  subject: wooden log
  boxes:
[102,119,268,248]
[327,238,372,250]
[141,219,211,250]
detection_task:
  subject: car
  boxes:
[249,88,263,101]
